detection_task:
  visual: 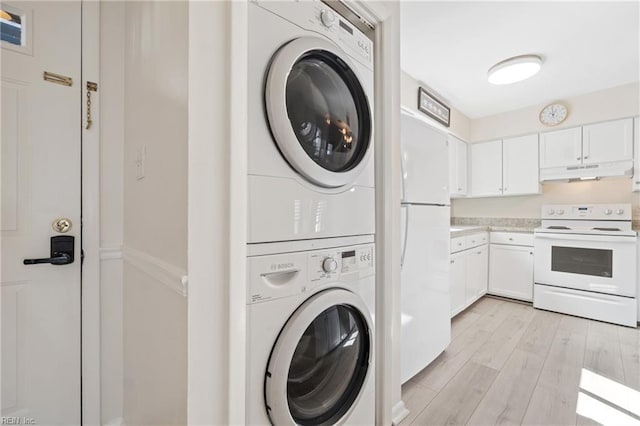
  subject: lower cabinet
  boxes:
[488,238,534,302]
[450,233,488,317]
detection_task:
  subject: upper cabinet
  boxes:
[540,118,634,181]
[448,135,468,198]
[539,127,582,169]
[470,140,502,197]
[502,134,541,196]
[469,135,540,197]
[582,119,633,165]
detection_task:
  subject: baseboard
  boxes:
[391,400,410,426]
[123,246,188,297]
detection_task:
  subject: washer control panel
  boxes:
[310,244,374,283]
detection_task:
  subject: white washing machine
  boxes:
[246,236,376,425]
[248,1,375,244]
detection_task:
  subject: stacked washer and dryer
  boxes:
[245,1,376,425]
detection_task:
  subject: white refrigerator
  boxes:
[400,110,451,384]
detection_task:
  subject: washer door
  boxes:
[265,37,372,188]
[265,289,372,426]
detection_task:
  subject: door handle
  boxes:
[24,236,75,266]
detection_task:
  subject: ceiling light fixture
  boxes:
[488,55,542,85]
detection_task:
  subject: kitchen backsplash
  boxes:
[451,217,541,229]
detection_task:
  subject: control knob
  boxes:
[320,9,336,27]
[547,209,555,215]
[322,257,338,273]
[557,209,564,215]
[615,208,624,215]
[604,209,613,215]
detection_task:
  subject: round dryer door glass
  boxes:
[285,50,371,173]
[287,304,370,425]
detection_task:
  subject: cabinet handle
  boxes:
[509,238,514,241]
[529,252,533,255]
[450,260,455,264]
[477,251,482,255]
[584,155,589,160]
[576,157,581,160]
[504,188,507,192]
[458,187,462,191]
[635,181,640,184]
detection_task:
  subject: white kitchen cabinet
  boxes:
[466,244,488,304]
[450,231,489,317]
[470,135,540,197]
[448,135,468,197]
[470,140,502,197]
[633,117,640,192]
[540,119,633,181]
[502,134,541,196]
[582,118,633,165]
[450,250,467,317]
[489,234,534,302]
[539,126,582,169]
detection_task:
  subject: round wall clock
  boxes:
[539,103,568,126]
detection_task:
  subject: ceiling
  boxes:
[400,2,640,119]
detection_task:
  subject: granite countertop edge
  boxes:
[450,226,536,238]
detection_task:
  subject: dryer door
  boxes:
[265,37,372,188]
[265,289,372,425]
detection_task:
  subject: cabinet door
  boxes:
[539,127,582,168]
[448,135,468,197]
[489,244,534,301]
[633,117,640,192]
[470,140,502,197]
[450,250,467,317]
[466,244,488,305]
[583,118,633,165]
[503,134,540,195]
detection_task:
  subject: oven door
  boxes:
[534,233,637,297]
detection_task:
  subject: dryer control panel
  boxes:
[309,244,374,283]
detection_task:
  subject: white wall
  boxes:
[122,2,189,424]
[401,70,472,141]
[99,2,124,424]
[453,83,640,219]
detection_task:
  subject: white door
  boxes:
[489,244,534,302]
[400,204,451,383]
[582,118,633,165]
[449,250,467,317]
[502,134,540,196]
[539,127,582,168]
[400,112,449,205]
[448,135,467,197]
[469,140,502,197]
[2,2,82,424]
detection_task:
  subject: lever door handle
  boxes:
[23,235,75,266]
[24,253,72,265]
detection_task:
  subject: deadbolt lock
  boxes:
[52,217,72,233]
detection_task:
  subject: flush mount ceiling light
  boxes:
[488,55,542,85]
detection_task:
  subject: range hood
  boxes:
[540,159,633,182]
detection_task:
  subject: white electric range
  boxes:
[533,204,638,327]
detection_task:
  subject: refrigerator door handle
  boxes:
[400,205,409,268]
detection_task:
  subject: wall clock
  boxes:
[539,103,568,126]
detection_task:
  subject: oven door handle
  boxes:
[534,233,638,244]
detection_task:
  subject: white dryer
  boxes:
[246,237,375,425]
[248,1,375,244]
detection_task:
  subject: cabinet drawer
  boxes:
[451,236,467,253]
[490,232,533,247]
[466,232,488,248]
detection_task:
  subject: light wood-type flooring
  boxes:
[400,296,640,426]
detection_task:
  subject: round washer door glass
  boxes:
[285,51,371,173]
[287,304,370,425]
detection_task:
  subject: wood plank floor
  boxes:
[400,296,640,426]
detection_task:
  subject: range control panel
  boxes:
[309,245,374,283]
[541,204,632,220]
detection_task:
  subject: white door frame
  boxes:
[81,1,101,424]
[187,2,401,425]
